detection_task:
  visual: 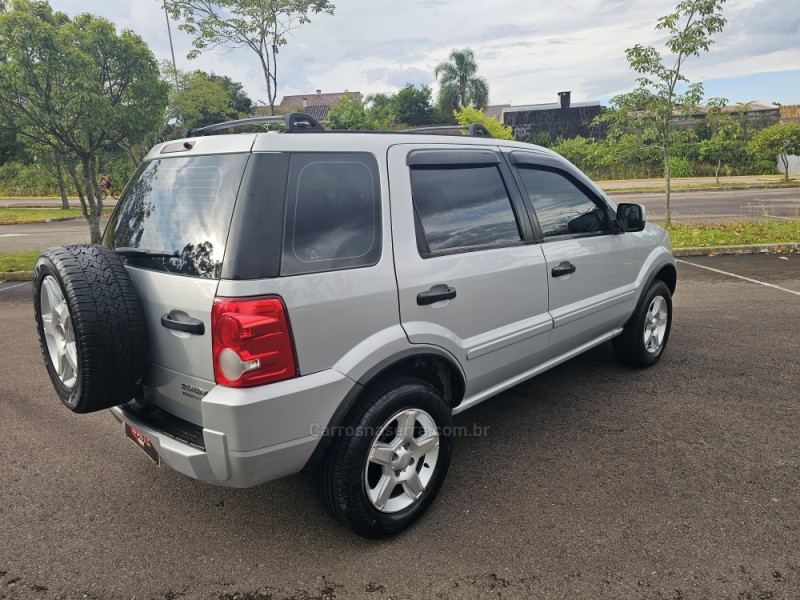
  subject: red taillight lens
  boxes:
[212,296,297,387]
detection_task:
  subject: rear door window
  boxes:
[281,153,381,276]
[103,154,249,278]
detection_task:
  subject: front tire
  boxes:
[318,377,453,538]
[613,279,672,367]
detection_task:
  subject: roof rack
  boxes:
[187,112,325,137]
[402,124,494,138]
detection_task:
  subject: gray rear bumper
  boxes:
[110,369,355,487]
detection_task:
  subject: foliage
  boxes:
[749,123,800,181]
[601,0,727,224]
[435,48,489,115]
[162,64,251,130]
[166,0,334,115]
[327,92,393,130]
[0,1,168,241]
[668,156,694,178]
[392,84,436,126]
[454,107,513,140]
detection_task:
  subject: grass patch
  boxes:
[0,208,87,224]
[0,250,39,272]
[667,220,800,248]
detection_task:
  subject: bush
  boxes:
[668,156,694,178]
[0,160,69,196]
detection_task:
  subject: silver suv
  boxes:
[33,113,675,538]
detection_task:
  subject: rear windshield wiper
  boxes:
[114,247,178,259]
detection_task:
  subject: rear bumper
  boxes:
[110,369,355,488]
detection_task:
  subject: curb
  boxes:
[0,216,83,225]
[1,270,34,282]
[672,242,800,257]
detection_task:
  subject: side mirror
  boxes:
[615,203,646,233]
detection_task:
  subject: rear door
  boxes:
[103,151,252,424]
[507,150,646,356]
[388,144,552,399]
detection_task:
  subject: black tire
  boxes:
[613,279,672,367]
[33,244,147,413]
[318,377,453,538]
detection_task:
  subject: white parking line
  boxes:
[0,282,30,292]
[0,233,29,237]
[676,259,800,297]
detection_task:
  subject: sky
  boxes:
[48,0,800,108]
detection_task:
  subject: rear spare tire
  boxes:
[33,244,147,413]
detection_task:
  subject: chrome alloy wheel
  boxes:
[40,275,78,389]
[364,408,440,513]
[643,295,669,354]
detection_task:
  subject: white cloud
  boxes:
[48,0,800,107]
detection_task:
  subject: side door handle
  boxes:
[551,261,576,277]
[417,284,457,306]
[161,313,205,335]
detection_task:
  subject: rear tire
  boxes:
[613,279,672,367]
[318,377,453,538]
[33,244,147,413]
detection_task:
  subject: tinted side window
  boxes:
[410,165,522,255]
[281,154,381,276]
[517,168,610,238]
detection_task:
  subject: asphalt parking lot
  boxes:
[1,253,798,599]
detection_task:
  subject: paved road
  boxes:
[606,187,800,222]
[1,188,799,254]
[1,254,799,599]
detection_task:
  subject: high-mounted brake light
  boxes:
[211,296,297,388]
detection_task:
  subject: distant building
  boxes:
[502,92,603,142]
[672,101,780,130]
[255,90,362,122]
[779,105,800,126]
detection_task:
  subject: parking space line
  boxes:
[0,282,30,293]
[676,259,800,296]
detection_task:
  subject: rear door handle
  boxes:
[161,313,205,335]
[417,284,457,306]
[551,261,576,277]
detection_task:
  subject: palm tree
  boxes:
[434,48,490,115]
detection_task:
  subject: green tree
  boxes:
[164,66,250,130]
[453,107,513,140]
[605,0,727,225]
[392,84,435,126]
[327,92,393,130]
[0,0,168,242]
[699,98,749,182]
[166,0,334,115]
[434,48,489,115]
[750,123,800,182]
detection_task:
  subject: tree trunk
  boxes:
[65,161,88,219]
[781,154,789,182]
[715,159,721,185]
[663,140,672,227]
[55,155,69,209]
[80,155,103,244]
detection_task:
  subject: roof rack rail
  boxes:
[402,124,494,138]
[187,112,325,137]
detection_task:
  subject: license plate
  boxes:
[125,424,160,465]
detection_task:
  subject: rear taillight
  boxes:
[211,296,297,388]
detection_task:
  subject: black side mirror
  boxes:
[615,203,646,232]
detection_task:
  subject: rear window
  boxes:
[103,154,249,279]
